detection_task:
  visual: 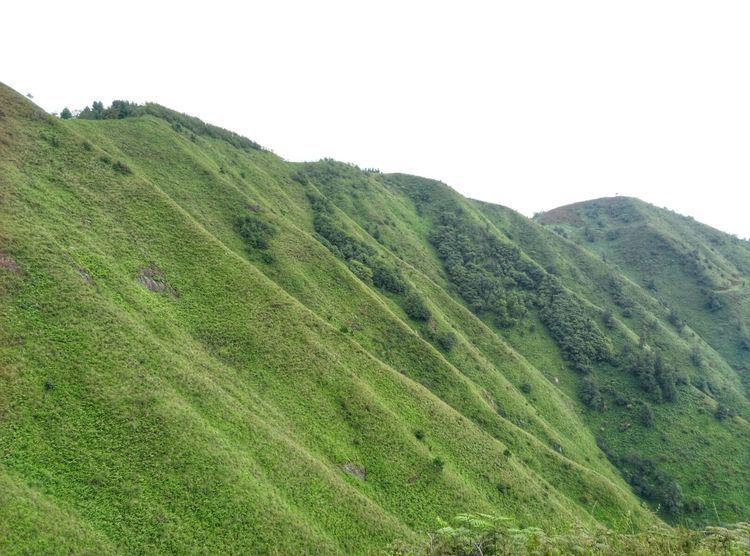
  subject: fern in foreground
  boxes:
[388,513,750,555]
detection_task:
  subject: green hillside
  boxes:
[0,83,747,554]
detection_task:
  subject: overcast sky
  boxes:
[4,1,750,237]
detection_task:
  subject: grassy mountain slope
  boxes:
[310,170,750,525]
[537,197,750,375]
[0,82,747,553]
[533,197,750,521]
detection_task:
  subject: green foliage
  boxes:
[706,291,723,312]
[424,325,457,352]
[620,346,679,403]
[607,275,634,309]
[668,307,685,332]
[144,103,264,149]
[424,198,613,373]
[60,107,72,119]
[640,402,655,428]
[235,213,274,250]
[619,453,685,515]
[596,437,686,518]
[579,377,604,410]
[537,276,612,372]
[347,259,373,284]
[403,291,431,321]
[428,209,536,328]
[308,191,408,295]
[715,403,732,421]
[112,160,131,175]
[389,513,750,555]
[75,99,263,150]
[315,210,374,263]
[371,260,407,294]
[78,99,138,120]
[690,346,703,367]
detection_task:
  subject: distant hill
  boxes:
[1,82,748,554]
[537,196,750,375]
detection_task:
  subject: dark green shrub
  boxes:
[403,291,430,321]
[715,403,731,421]
[371,261,406,294]
[706,291,722,312]
[619,453,684,515]
[427,208,536,321]
[113,161,132,175]
[668,307,684,332]
[425,327,456,352]
[579,377,604,411]
[607,275,633,308]
[621,346,678,403]
[235,214,274,250]
[538,276,612,372]
[347,259,373,284]
[690,346,703,367]
[640,403,654,427]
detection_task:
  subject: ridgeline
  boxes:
[1,83,748,554]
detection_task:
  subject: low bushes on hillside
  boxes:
[75,99,263,150]
[620,345,679,403]
[235,213,275,251]
[388,513,750,555]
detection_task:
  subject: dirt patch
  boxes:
[137,264,177,296]
[77,267,96,286]
[0,254,19,273]
[340,462,366,481]
[481,389,496,410]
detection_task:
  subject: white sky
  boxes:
[4,1,750,238]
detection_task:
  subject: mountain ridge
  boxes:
[1,82,748,553]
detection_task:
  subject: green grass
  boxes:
[1,83,748,554]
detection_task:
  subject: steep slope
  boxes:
[0,82,747,552]
[532,197,750,521]
[298,166,750,524]
[0,84,656,553]
[537,196,750,375]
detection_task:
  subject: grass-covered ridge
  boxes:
[1,84,748,553]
